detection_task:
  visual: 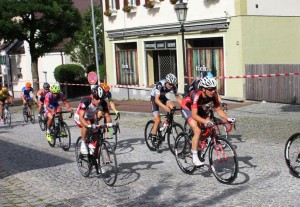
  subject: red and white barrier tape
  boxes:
[5,72,300,88]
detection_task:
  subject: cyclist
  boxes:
[21,82,37,117]
[37,82,50,117]
[74,86,105,154]
[98,82,120,125]
[0,87,13,123]
[44,85,73,141]
[181,76,235,166]
[150,73,181,141]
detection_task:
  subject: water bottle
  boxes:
[159,120,169,132]
[88,141,96,155]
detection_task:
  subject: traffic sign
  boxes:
[87,71,98,85]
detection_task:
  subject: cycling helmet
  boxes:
[50,85,61,93]
[26,82,31,88]
[198,76,217,89]
[165,73,177,85]
[99,82,110,93]
[43,82,50,90]
[91,86,104,100]
[2,87,8,93]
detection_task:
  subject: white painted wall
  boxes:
[247,0,300,16]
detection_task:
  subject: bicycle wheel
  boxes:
[285,133,300,178]
[3,109,11,126]
[30,107,35,124]
[174,132,196,174]
[209,137,238,184]
[106,125,118,151]
[47,125,56,147]
[75,137,92,177]
[167,122,184,155]
[23,108,28,123]
[98,140,118,186]
[38,113,46,131]
[144,120,157,151]
[59,122,71,151]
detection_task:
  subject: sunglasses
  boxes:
[206,87,216,92]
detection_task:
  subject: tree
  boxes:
[64,4,103,69]
[0,0,82,91]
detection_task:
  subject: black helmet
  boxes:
[91,86,104,100]
[43,82,50,89]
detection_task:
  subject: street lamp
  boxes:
[174,0,188,92]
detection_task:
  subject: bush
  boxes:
[54,64,85,83]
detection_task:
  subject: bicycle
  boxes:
[97,112,120,151]
[47,111,73,151]
[144,107,184,155]
[3,103,11,126]
[23,100,35,124]
[284,133,300,178]
[75,123,118,186]
[174,108,238,184]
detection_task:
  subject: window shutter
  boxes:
[124,0,128,7]
[116,0,120,9]
[136,0,140,6]
[105,0,109,10]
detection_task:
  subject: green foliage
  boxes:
[86,64,106,81]
[0,0,82,90]
[64,4,103,68]
[54,64,86,83]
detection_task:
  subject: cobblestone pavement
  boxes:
[1,102,300,206]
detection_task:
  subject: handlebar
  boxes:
[54,111,73,118]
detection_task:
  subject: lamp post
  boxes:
[174,0,188,92]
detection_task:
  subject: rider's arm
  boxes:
[62,100,73,113]
[79,110,90,128]
[108,99,118,114]
[191,108,207,124]
[215,106,228,120]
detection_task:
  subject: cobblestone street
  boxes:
[1,101,300,206]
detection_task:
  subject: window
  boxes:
[110,0,116,9]
[0,55,6,65]
[129,0,136,6]
[115,49,139,85]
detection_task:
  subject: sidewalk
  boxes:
[12,97,254,114]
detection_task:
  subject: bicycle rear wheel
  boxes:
[285,133,300,178]
[209,137,238,184]
[167,122,184,155]
[174,132,196,174]
[144,120,157,151]
[75,137,92,177]
[38,113,46,131]
[98,140,118,186]
[3,109,11,126]
[59,122,71,151]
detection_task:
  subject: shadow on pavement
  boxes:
[0,139,73,179]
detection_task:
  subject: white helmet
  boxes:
[198,76,217,88]
[165,73,177,85]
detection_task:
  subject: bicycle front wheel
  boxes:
[30,107,35,124]
[106,125,118,151]
[47,125,56,147]
[98,140,118,186]
[75,137,92,177]
[285,133,300,177]
[23,108,28,123]
[209,137,238,184]
[38,113,46,131]
[167,122,184,155]
[59,122,71,151]
[174,132,196,174]
[3,109,11,126]
[144,120,157,151]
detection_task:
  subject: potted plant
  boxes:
[104,9,112,16]
[170,0,178,4]
[144,0,163,9]
[104,9,117,17]
[123,5,132,12]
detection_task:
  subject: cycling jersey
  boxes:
[0,90,10,102]
[37,88,49,103]
[181,90,220,122]
[21,86,34,101]
[44,92,66,109]
[101,91,112,101]
[74,97,103,126]
[150,79,177,97]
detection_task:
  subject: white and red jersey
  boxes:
[74,97,102,126]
